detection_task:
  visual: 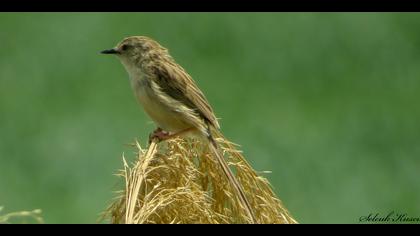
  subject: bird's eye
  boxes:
[121,44,129,51]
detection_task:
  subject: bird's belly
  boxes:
[131,78,191,133]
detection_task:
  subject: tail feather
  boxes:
[207,135,257,224]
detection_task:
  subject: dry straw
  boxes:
[103,134,297,224]
[0,206,44,224]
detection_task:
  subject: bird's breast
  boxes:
[129,73,191,132]
[129,72,156,113]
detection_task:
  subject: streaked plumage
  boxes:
[114,36,219,138]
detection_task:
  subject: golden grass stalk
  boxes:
[103,135,297,224]
[0,206,44,224]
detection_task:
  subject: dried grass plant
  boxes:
[103,134,297,224]
[0,206,43,224]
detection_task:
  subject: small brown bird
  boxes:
[101,36,256,223]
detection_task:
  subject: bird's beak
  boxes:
[100,48,120,54]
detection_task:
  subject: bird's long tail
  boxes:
[207,133,258,224]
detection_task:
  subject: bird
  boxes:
[101,36,257,223]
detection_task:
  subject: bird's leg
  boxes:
[164,127,196,140]
[149,127,196,144]
[149,127,170,143]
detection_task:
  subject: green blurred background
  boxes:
[1,13,419,223]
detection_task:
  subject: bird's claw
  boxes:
[148,128,170,144]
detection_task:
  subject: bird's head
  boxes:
[101,36,169,70]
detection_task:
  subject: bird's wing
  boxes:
[150,61,220,130]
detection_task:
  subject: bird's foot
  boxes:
[148,127,197,144]
[149,128,171,144]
